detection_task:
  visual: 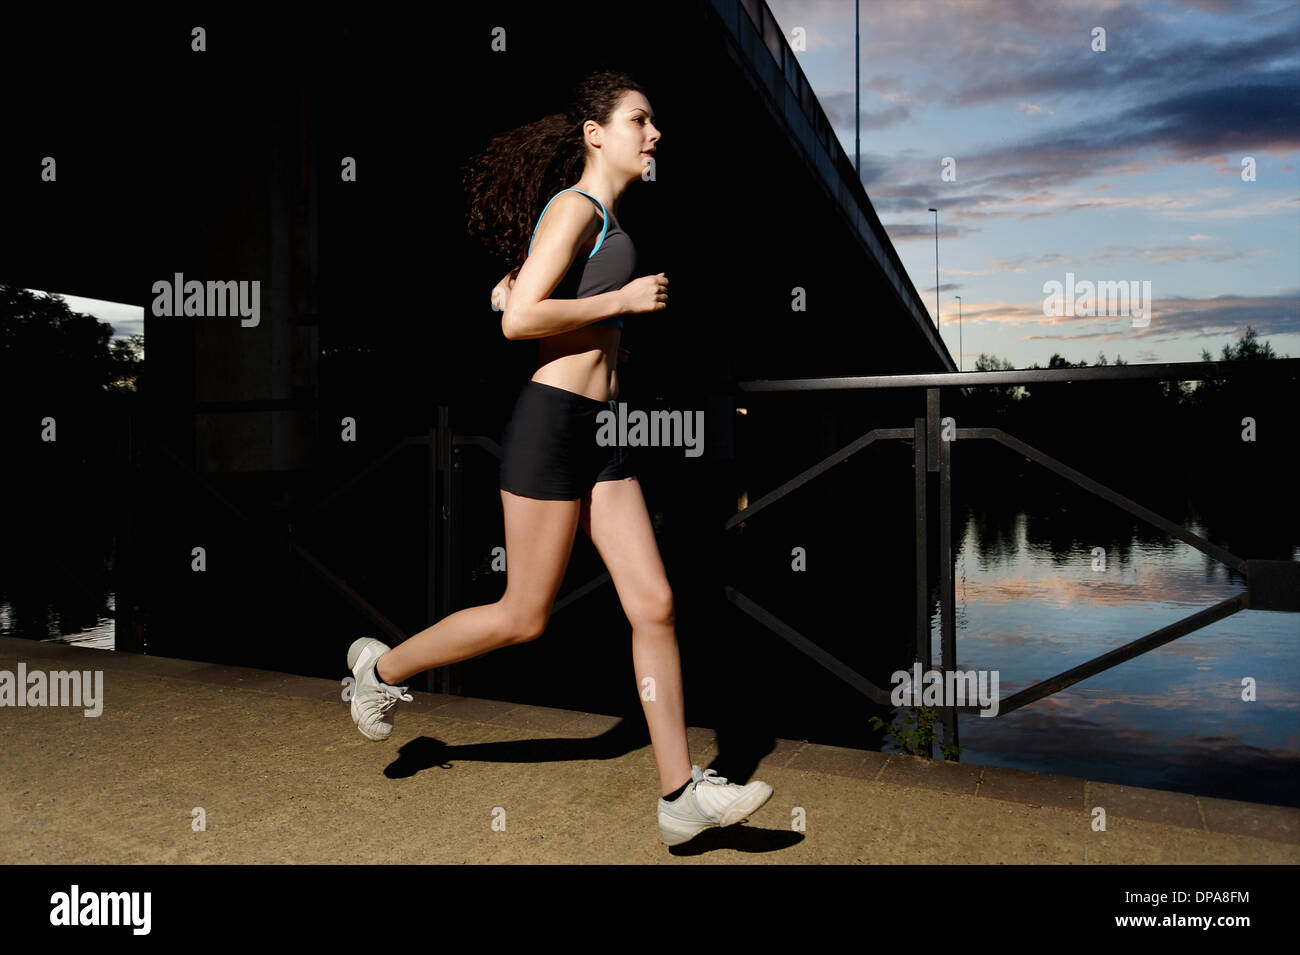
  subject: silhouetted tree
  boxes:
[0,285,142,404]
[1190,325,1287,408]
[973,352,1023,406]
[107,335,145,392]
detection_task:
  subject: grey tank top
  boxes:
[527,188,636,328]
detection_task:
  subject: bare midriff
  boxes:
[531,322,621,402]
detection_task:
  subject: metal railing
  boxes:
[111,359,1297,725]
[724,359,1300,758]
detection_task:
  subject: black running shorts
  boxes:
[498,379,636,500]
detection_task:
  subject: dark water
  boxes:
[931,505,1299,807]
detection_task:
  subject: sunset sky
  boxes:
[766,0,1299,369]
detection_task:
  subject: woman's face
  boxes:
[591,90,660,181]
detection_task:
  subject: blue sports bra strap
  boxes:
[527,188,608,258]
[567,189,610,256]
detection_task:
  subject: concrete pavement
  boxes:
[1,635,1297,864]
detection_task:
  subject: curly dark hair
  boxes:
[461,70,647,283]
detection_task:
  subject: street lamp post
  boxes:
[927,208,939,329]
[955,295,962,371]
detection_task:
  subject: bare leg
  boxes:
[375,490,581,685]
[581,477,693,797]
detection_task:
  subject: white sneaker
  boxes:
[347,637,413,741]
[657,764,773,846]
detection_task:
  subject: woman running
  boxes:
[346,70,771,847]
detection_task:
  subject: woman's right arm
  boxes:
[502,194,624,340]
